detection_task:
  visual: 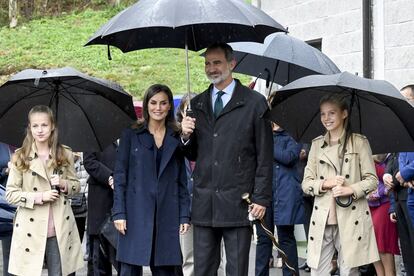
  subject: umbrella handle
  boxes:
[335,196,353,208]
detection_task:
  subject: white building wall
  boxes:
[257,0,414,89]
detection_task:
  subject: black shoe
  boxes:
[304,266,311,273]
[299,261,308,270]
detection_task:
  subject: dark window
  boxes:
[306,38,322,51]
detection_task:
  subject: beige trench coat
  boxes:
[302,133,379,268]
[6,144,84,276]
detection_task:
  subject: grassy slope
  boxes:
[0,7,250,99]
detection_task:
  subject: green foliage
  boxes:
[0,5,250,99]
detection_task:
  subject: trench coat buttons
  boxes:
[72,186,76,191]
[15,223,18,227]
[59,170,63,175]
[69,246,72,250]
[213,133,218,137]
[28,157,33,161]
[27,233,31,237]
[310,236,314,241]
[31,172,36,176]
[66,216,70,220]
[312,221,315,225]
[345,158,349,163]
[29,218,34,222]
[345,174,350,179]
[33,187,38,191]
[25,248,30,252]
[352,206,356,210]
[319,160,325,164]
[315,206,318,210]
[355,221,359,225]
[20,197,27,203]
[320,176,324,180]
[64,201,67,205]
[366,211,369,215]
[358,236,362,241]
[69,231,72,236]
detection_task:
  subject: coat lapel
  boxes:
[194,87,214,126]
[217,80,245,119]
[29,155,50,182]
[158,128,179,178]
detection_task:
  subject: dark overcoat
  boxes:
[83,143,117,235]
[184,79,273,227]
[272,130,305,226]
[112,126,190,266]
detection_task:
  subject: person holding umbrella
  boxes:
[5,105,84,276]
[112,84,190,276]
[302,94,379,275]
[181,42,273,276]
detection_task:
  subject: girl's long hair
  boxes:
[13,105,70,171]
[132,84,179,132]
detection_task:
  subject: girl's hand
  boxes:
[180,223,190,235]
[389,212,397,223]
[332,185,354,198]
[114,219,127,235]
[323,175,345,190]
[42,190,59,202]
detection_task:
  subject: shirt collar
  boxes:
[322,130,347,148]
[212,79,236,97]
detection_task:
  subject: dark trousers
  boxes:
[194,225,252,276]
[276,225,299,276]
[87,234,113,276]
[120,262,180,276]
[255,207,274,276]
[395,199,414,276]
[1,234,12,276]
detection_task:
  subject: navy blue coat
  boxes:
[272,130,305,226]
[112,126,190,266]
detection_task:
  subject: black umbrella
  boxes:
[0,67,136,152]
[268,71,414,154]
[229,33,341,88]
[85,0,286,108]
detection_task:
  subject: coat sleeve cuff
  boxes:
[112,212,126,221]
[180,216,190,224]
[350,184,367,200]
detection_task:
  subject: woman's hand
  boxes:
[114,219,127,235]
[322,175,345,190]
[42,190,59,202]
[332,185,354,198]
[180,223,190,235]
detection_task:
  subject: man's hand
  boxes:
[114,219,127,235]
[181,116,196,140]
[383,173,394,190]
[249,203,266,220]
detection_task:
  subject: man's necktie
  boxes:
[214,91,225,118]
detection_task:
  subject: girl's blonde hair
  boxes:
[13,105,70,171]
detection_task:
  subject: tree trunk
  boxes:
[8,0,18,28]
[108,0,120,6]
[42,0,48,13]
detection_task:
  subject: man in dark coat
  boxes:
[83,143,118,276]
[181,43,273,276]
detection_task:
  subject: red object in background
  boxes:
[248,80,256,89]
[134,101,143,119]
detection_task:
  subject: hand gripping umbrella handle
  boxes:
[242,193,297,276]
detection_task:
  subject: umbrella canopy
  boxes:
[268,71,414,154]
[0,67,136,152]
[229,33,341,86]
[85,0,286,52]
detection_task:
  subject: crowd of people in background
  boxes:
[0,43,413,276]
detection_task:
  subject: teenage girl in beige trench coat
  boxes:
[6,105,83,276]
[302,94,379,275]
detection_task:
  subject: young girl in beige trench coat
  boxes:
[6,105,84,276]
[302,94,379,276]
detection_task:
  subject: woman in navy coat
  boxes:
[113,84,190,276]
[272,123,305,276]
